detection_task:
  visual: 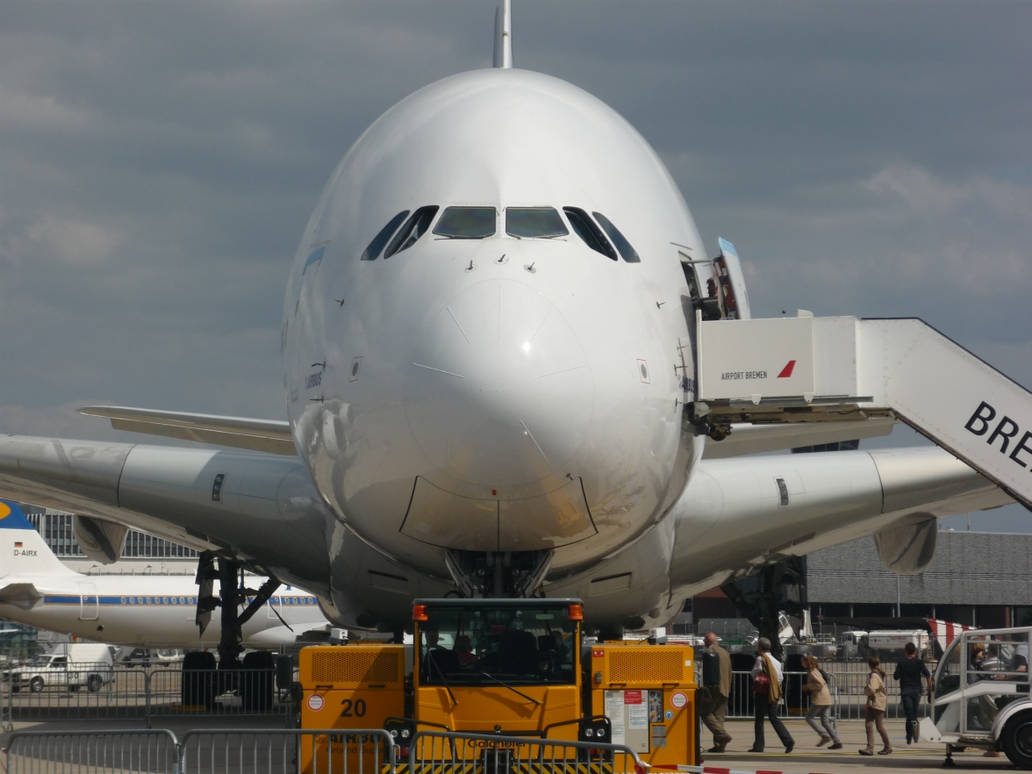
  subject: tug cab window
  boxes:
[506,207,569,239]
[416,599,578,686]
[361,210,409,261]
[432,206,496,239]
[592,212,640,263]
[384,205,439,257]
[563,206,617,260]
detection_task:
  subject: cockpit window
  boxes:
[384,205,439,257]
[432,206,496,239]
[505,207,569,239]
[563,207,617,261]
[592,212,640,263]
[361,210,409,261]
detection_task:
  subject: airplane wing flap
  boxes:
[79,406,296,456]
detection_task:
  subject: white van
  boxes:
[9,643,114,692]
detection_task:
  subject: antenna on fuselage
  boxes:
[493,0,513,68]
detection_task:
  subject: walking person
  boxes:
[700,632,733,752]
[893,642,931,744]
[859,656,893,755]
[801,653,842,749]
[748,637,794,753]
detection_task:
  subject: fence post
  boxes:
[145,668,152,729]
[3,666,11,732]
[173,737,184,774]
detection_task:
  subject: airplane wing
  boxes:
[0,434,331,595]
[668,445,1013,597]
[701,416,896,458]
[79,406,295,456]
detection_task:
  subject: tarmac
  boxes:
[698,718,1017,773]
[0,716,1021,773]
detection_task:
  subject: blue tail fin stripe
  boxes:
[0,501,36,530]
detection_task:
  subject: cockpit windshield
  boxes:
[432,206,496,239]
[417,599,578,687]
[563,206,617,260]
[384,205,439,257]
[361,210,409,261]
[592,212,640,263]
[506,207,569,239]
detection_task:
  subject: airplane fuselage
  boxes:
[283,69,706,613]
[0,574,326,650]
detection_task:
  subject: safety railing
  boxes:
[1,666,295,727]
[10,727,645,774]
[5,728,180,774]
[726,666,933,721]
[179,728,396,774]
[409,729,647,774]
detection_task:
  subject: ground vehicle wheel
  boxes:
[29,676,43,692]
[1002,711,1032,768]
[87,674,102,692]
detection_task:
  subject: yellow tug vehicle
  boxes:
[299,598,698,773]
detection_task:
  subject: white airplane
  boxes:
[0,499,331,649]
[0,3,1019,635]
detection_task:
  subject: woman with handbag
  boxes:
[859,656,893,755]
[749,637,795,753]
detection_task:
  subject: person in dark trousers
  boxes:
[859,657,892,756]
[749,637,794,753]
[700,632,733,752]
[894,641,932,744]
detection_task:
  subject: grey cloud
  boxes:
[0,0,1027,532]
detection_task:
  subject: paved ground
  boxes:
[701,718,1017,773]
[0,716,1021,773]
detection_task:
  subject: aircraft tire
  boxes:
[87,674,102,692]
[29,677,43,692]
[1002,711,1032,769]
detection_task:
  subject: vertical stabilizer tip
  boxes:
[493,0,513,68]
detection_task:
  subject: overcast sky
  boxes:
[0,1,1028,530]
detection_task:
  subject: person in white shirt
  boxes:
[749,637,794,754]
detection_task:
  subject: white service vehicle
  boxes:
[864,629,931,659]
[6,642,114,693]
[921,626,1032,767]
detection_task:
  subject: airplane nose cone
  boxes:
[404,280,592,490]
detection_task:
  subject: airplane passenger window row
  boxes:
[106,595,316,605]
[361,205,639,262]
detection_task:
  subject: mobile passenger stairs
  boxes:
[684,241,1032,511]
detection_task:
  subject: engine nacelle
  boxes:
[873,513,937,575]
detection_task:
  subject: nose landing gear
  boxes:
[445,549,553,597]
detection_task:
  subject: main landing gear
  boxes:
[182,551,282,711]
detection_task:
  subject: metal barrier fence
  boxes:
[179,728,396,774]
[409,730,647,774]
[727,664,933,721]
[1,667,294,728]
[4,728,643,774]
[5,728,179,773]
